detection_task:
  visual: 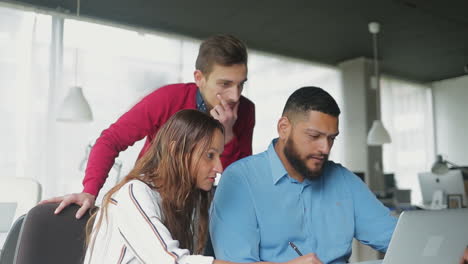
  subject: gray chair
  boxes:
[14,203,94,264]
[0,215,25,264]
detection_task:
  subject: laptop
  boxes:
[0,202,17,232]
[382,208,468,264]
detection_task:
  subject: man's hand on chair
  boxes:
[39,192,96,219]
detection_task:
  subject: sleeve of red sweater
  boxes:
[220,97,255,169]
[83,87,254,196]
[82,88,172,196]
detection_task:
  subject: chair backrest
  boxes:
[14,203,94,264]
[0,215,25,264]
[0,177,41,221]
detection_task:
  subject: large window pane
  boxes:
[381,77,435,204]
[0,6,51,186]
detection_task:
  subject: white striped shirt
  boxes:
[84,180,214,264]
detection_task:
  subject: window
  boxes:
[0,6,51,189]
[381,77,435,204]
[246,51,343,161]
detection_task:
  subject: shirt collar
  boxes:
[196,88,208,113]
[267,138,315,186]
[267,139,288,185]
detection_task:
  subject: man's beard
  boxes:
[283,138,328,181]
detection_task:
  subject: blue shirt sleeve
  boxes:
[344,168,397,252]
[209,162,261,262]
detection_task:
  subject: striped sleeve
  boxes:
[115,180,214,264]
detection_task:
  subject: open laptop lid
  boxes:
[0,202,17,232]
[383,209,468,264]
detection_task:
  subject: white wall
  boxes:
[338,58,369,172]
[432,75,468,165]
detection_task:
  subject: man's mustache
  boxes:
[305,154,328,160]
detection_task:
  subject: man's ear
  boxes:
[277,116,291,140]
[194,70,205,88]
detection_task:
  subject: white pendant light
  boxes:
[367,22,391,146]
[56,0,93,122]
[56,86,93,122]
[367,120,391,146]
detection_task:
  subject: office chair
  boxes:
[14,203,94,264]
[0,215,25,264]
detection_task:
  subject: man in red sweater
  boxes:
[41,34,255,218]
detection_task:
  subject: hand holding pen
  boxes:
[287,242,323,264]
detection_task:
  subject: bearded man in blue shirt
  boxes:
[210,86,397,264]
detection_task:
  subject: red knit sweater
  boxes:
[82,83,255,196]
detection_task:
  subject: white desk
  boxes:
[353,260,383,264]
[0,232,7,250]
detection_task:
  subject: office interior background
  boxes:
[0,0,467,227]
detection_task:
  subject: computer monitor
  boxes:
[0,202,17,232]
[418,170,466,207]
[352,171,365,183]
[384,173,396,191]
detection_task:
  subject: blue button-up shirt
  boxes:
[210,139,397,264]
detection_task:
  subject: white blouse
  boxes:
[84,179,214,264]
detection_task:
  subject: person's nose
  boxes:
[213,158,223,174]
[224,86,241,103]
[317,137,332,155]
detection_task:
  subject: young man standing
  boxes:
[42,34,255,218]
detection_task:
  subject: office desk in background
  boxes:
[0,233,6,251]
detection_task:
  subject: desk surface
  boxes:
[353,260,382,264]
[0,232,7,250]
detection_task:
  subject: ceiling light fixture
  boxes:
[56,0,93,122]
[367,22,391,146]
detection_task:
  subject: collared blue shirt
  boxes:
[210,139,397,264]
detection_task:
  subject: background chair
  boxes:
[14,203,94,264]
[0,215,25,264]
[0,177,42,222]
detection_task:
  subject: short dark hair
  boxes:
[282,86,341,120]
[195,34,248,75]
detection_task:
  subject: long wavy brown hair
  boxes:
[86,109,224,257]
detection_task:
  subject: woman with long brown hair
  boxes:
[84,109,318,264]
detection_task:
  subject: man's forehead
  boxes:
[210,63,246,73]
[292,111,339,134]
[288,110,338,121]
